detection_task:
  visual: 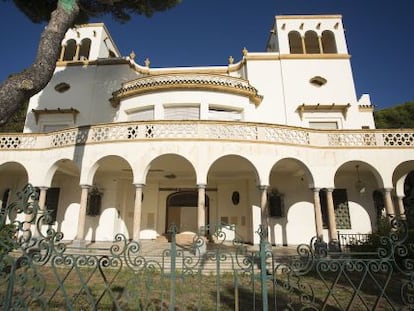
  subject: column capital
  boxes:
[36,186,49,191]
[133,183,145,189]
[326,188,334,193]
[311,187,320,192]
[197,183,207,189]
[258,185,269,191]
[80,184,92,190]
[383,187,394,193]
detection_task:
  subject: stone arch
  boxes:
[334,160,383,234]
[269,158,315,245]
[393,160,414,196]
[84,155,134,241]
[0,162,29,223]
[143,153,197,236]
[87,155,134,186]
[392,160,414,224]
[206,154,259,243]
[44,158,80,187]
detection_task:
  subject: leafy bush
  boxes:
[349,216,414,259]
[0,223,16,256]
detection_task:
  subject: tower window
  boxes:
[79,38,91,60]
[288,31,303,54]
[309,76,327,87]
[304,31,320,54]
[321,30,337,53]
[63,39,77,61]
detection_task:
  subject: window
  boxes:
[304,31,320,54]
[63,39,77,61]
[45,188,60,225]
[268,191,284,217]
[321,30,337,54]
[309,76,327,87]
[127,108,154,121]
[87,188,102,216]
[79,38,91,60]
[42,124,71,133]
[208,106,242,121]
[288,31,303,54]
[164,106,199,120]
[319,189,351,229]
[309,121,338,130]
[54,82,71,93]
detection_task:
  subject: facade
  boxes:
[1,15,413,246]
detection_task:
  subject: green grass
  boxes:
[1,257,409,310]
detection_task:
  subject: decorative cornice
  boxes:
[280,54,350,60]
[276,15,342,20]
[31,108,79,124]
[297,103,351,120]
[358,105,374,112]
[110,73,263,107]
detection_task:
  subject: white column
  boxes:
[259,185,268,235]
[397,196,406,220]
[133,184,144,241]
[312,188,323,240]
[326,188,337,243]
[75,185,91,244]
[197,184,206,234]
[34,187,48,238]
[383,188,395,217]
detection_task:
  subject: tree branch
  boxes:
[0,0,80,127]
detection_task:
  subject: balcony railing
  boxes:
[1,120,413,150]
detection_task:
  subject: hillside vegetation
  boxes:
[374,101,414,129]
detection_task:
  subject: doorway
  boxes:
[166,191,209,233]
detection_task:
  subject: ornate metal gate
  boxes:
[1,184,413,310]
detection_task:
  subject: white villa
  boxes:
[1,14,413,246]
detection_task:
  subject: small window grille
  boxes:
[87,188,103,216]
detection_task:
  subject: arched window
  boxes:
[321,30,337,54]
[288,31,303,54]
[79,38,91,60]
[62,39,77,61]
[304,31,320,54]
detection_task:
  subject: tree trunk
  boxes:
[0,0,79,127]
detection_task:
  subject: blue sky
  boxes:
[0,0,413,110]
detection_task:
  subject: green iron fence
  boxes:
[1,184,414,310]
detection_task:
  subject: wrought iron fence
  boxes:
[337,232,371,252]
[1,184,414,310]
